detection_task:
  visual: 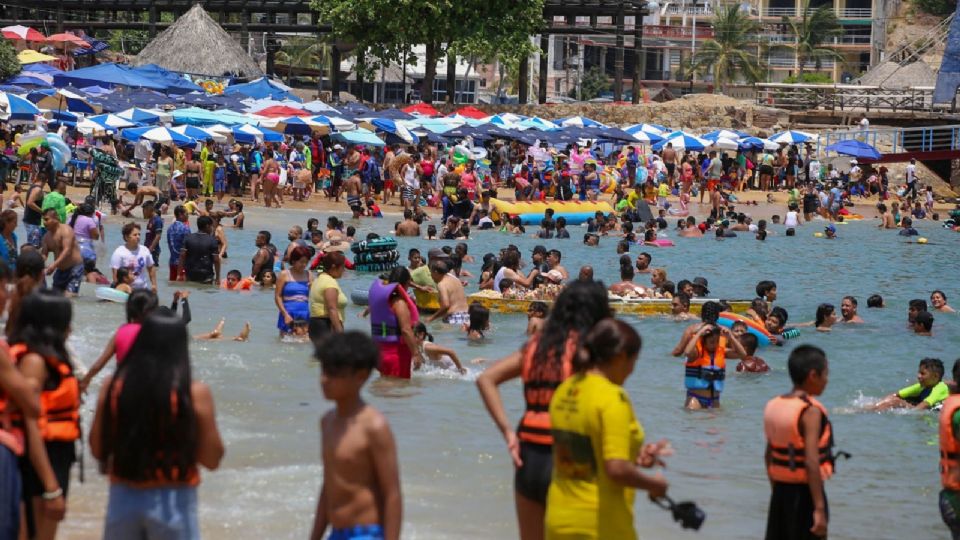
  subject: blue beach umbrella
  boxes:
[558,116,606,128]
[769,130,816,144]
[116,107,162,125]
[824,140,882,161]
[0,92,40,121]
[702,129,748,141]
[332,127,385,147]
[121,126,196,147]
[232,124,284,144]
[88,113,138,130]
[652,133,710,152]
[170,125,226,143]
[624,123,667,137]
[738,137,778,151]
[370,118,418,144]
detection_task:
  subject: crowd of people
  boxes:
[0,116,956,540]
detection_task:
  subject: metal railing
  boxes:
[762,7,871,17]
[755,83,955,112]
[644,24,715,39]
[818,125,960,156]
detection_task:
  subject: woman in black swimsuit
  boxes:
[184,155,202,200]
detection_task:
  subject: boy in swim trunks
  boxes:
[736,333,769,373]
[871,358,948,411]
[425,260,469,325]
[310,332,401,540]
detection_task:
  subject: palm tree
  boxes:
[275,37,330,85]
[692,5,764,91]
[780,1,843,76]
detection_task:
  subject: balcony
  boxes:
[762,34,871,45]
[645,24,715,39]
[762,7,872,18]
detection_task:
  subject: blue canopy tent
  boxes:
[53,63,169,91]
[129,64,203,95]
[368,108,413,120]
[6,75,51,87]
[223,77,301,102]
[824,140,882,161]
[339,102,375,116]
[172,107,256,126]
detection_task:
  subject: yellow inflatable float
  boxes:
[490,198,615,225]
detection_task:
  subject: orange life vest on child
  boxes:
[9,343,80,442]
[764,394,836,484]
[939,395,960,490]
[517,333,576,446]
[684,336,727,392]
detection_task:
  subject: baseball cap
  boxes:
[333,144,343,150]
[825,224,837,233]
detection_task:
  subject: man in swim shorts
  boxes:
[426,260,469,324]
[40,208,84,296]
[344,172,363,218]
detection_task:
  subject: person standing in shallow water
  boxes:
[90,311,224,539]
[310,332,402,540]
[477,282,612,540]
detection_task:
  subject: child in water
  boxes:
[194,318,251,341]
[682,323,747,409]
[526,301,548,336]
[413,322,467,374]
[113,267,134,294]
[872,358,949,411]
[310,332,402,540]
[736,333,769,373]
[464,302,490,341]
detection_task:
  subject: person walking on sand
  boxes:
[309,332,402,540]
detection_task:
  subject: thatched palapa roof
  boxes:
[855,59,938,89]
[132,5,263,78]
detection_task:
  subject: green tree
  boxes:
[914,0,955,17]
[107,30,151,56]
[692,5,764,90]
[312,0,542,103]
[575,66,611,100]
[780,0,843,76]
[0,40,21,80]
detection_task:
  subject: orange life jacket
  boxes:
[939,395,960,490]
[684,336,727,392]
[9,343,80,442]
[517,333,576,446]
[764,394,836,484]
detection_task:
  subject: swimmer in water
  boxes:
[931,290,956,313]
[194,318,251,341]
[413,322,467,374]
[745,298,769,323]
[871,358,948,411]
[464,302,490,341]
[756,280,778,304]
[907,299,927,328]
[526,301,548,336]
[913,311,934,336]
[814,303,838,332]
[736,333,769,373]
[671,293,695,321]
[840,296,864,323]
[113,267,134,294]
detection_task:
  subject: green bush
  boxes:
[783,72,834,84]
[0,40,21,81]
[914,0,954,17]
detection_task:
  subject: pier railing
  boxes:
[817,124,960,156]
[755,83,956,112]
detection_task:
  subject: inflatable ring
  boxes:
[95,287,129,303]
[351,237,398,254]
[644,239,675,247]
[351,288,369,306]
[717,312,773,347]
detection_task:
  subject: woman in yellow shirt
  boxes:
[308,250,347,344]
[546,318,670,540]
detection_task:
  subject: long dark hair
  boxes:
[530,281,611,378]
[99,312,197,483]
[815,303,835,328]
[8,290,73,383]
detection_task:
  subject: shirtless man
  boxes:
[840,295,864,323]
[344,173,363,218]
[679,216,703,237]
[661,143,677,184]
[426,260,469,324]
[120,183,166,217]
[395,209,421,237]
[40,208,84,296]
[635,252,653,274]
[877,203,896,229]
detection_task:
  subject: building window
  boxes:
[431,79,477,103]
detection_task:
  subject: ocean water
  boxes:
[55,207,959,539]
